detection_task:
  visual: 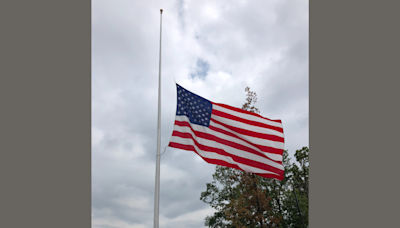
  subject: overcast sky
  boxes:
[92,0,308,227]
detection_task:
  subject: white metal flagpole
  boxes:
[153,9,163,228]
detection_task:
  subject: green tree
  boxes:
[201,166,242,228]
[293,147,309,197]
[261,150,292,228]
[280,188,308,228]
[200,87,309,228]
[282,147,309,227]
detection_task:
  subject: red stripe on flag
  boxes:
[173,120,282,164]
[168,142,283,181]
[201,157,283,180]
[208,124,284,156]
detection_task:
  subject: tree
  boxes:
[200,86,309,228]
[201,166,242,228]
[242,86,260,114]
[281,147,309,227]
[261,150,292,228]
[293,147,309,197]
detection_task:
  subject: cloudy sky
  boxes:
[92,0,308,227]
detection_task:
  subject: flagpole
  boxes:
[153,8,163,228]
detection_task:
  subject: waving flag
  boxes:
[168,84,285,180]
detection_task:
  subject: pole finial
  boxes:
[160,9,163,14]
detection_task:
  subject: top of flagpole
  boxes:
[160,9,163,14]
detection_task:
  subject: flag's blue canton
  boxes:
[176,84,212,127]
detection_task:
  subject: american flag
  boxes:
[168,84,285,180]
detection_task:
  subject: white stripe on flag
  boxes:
[211,114,284,138]
[213,104,284,128]
[209,119,285,150]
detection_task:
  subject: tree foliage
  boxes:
[200,87,309,228]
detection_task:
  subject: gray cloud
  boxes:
[92,0,308,227]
